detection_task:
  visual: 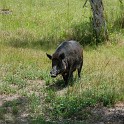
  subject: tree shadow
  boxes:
[0,95,52,124]
[0,96,31,124]
[6,33,63,51]
[62,103,124,124]
[71,21,96,46]
[5,20,101,51]
[113,17,124,29]
[0,88,123,124]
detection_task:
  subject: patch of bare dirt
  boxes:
[0,95,30,124]
[118,40,124,47]
[24,79,46,97]
[91,102,124,124]
[0,9,12,15]
[0,94,20,107]
[70,102,124,124]
[0,80,46,124]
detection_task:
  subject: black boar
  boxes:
[46,40,83,84]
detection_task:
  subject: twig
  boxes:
[83,0,88,8]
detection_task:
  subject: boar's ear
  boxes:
[46,53,52,60]
[59,53,65,60]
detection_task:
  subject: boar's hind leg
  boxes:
[78,61,83,78]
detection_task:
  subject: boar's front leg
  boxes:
[62,73,69,85]
[62,71,73,85]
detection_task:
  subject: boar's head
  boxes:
[46,53,67,77]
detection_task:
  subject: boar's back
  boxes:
[53,40,83,59]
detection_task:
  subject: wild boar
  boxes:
[46,40,83,84]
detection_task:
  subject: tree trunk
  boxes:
[119,0,124,28]
[89,0,108,42]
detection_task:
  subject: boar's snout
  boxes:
[50,66,60,78]
[50,70,58,78]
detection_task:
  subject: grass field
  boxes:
[0,0,124,123]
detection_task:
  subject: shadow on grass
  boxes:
[71,21,96,46]
[0,95,57,124]
[0,96,31,124]
[0,95,53,124]
[46,79,66,91]
[113,17,124,30]
[5,21,101,50]
[0,88,123,124]
[46,77,78,93]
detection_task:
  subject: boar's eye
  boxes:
[59,53,65,60]
[52,59,59,66]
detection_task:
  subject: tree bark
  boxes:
[119,0,124,28]
[89,0,108,42]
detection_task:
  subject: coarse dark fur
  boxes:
[46,40,83,84]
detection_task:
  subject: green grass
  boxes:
[0,0,124,123]
[1,0,124,47]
